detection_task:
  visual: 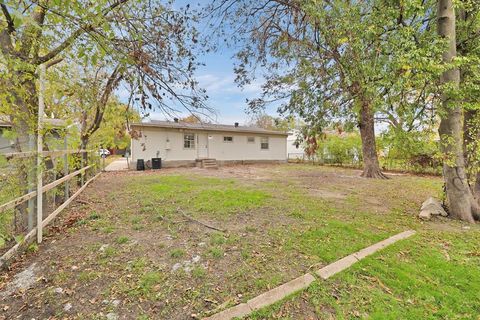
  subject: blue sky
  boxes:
[129,48,279,125]
[189,48,279,125]
[116,1,281,126]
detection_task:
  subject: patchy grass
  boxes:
[115,236,129,244]
[148,175,269,218]
[169,248,186,258]
[2,164,479,320]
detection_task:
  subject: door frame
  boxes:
[196,132,209,159]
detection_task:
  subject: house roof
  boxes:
[131,120,289,136]
[0,117,67,128]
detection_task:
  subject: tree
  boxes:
[211,0,439,178]
[180,115,203,124]
[90,99,140,150]
[436,0,480,222]
[0,0,208,231]
[0,1,208,149]
[457,1,480,205]
[248,114,295,131]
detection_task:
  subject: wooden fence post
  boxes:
[81,152,85,186]
[64,135,69,199]
[36,64,46,244]
[27,134,36,231]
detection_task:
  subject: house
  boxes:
[129,120,288,168]
[0,118,68,155]
[286,129,305,160]
[0,120,13,154]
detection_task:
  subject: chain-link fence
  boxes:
[288,152,442,175]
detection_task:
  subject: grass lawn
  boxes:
[1,164,479,319]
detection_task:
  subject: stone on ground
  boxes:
[0,263,38,298]
[419,197,447,220]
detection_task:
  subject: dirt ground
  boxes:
[0,163,453,319]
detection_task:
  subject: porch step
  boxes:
[202,158,218,169]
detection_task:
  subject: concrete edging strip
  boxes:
[316,230,416,280]
[203,230,416,320]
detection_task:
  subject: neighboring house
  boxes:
[130,120,288,168]
[0,118,68,155]
[0,120,14,154]
[286,129,305,160]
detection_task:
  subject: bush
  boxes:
[317,133,363,166]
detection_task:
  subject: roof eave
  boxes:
[130,123,288,136]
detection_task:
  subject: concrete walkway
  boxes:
[104,158,129,171]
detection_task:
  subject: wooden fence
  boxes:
[0,149,101,268]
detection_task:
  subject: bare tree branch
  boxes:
[1,4,15,34]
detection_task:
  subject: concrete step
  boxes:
[202,158,218,169]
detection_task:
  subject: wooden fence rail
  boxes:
[0,165,93,215]
[3,149,92,160]
[0,171,101,268]
[0,147,101,269]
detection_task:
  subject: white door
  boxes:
[197,133,208,158]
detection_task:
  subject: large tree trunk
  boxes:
[437,0,479,222]
[463,109,480,202]
[359,101,387,179]
[474,172,480,205]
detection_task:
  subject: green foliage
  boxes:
[90,99,140,150]
[248,114,297,131]
[26,243,39,253]
[170,249,186,259]
[317,133,363,166]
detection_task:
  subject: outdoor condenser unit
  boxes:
[152,158,161,170]
[137,159,145,171]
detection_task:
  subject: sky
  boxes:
[117,1,281,126]
[117,48,280,126]
[185,49,279,125]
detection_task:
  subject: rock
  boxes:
[111,299,120,307]
[99,244,109,252]
[192,255,201,263]
[172,263,182,272]
[54,287,63,294]
[63,303,72,312]
[419,210,431,220]
[419,197,447,220]
[106,313,118,320]
[0,263,38,298]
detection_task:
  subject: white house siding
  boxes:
[130,126,287,167]
[286,129,305,160]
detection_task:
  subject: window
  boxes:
[184,133,195,149]
[223,136,233,143]
[247,136,255,143]
[260,137,269,150]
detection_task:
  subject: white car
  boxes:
[99,149,111,157]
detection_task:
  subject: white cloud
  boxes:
[197,73,264,96]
